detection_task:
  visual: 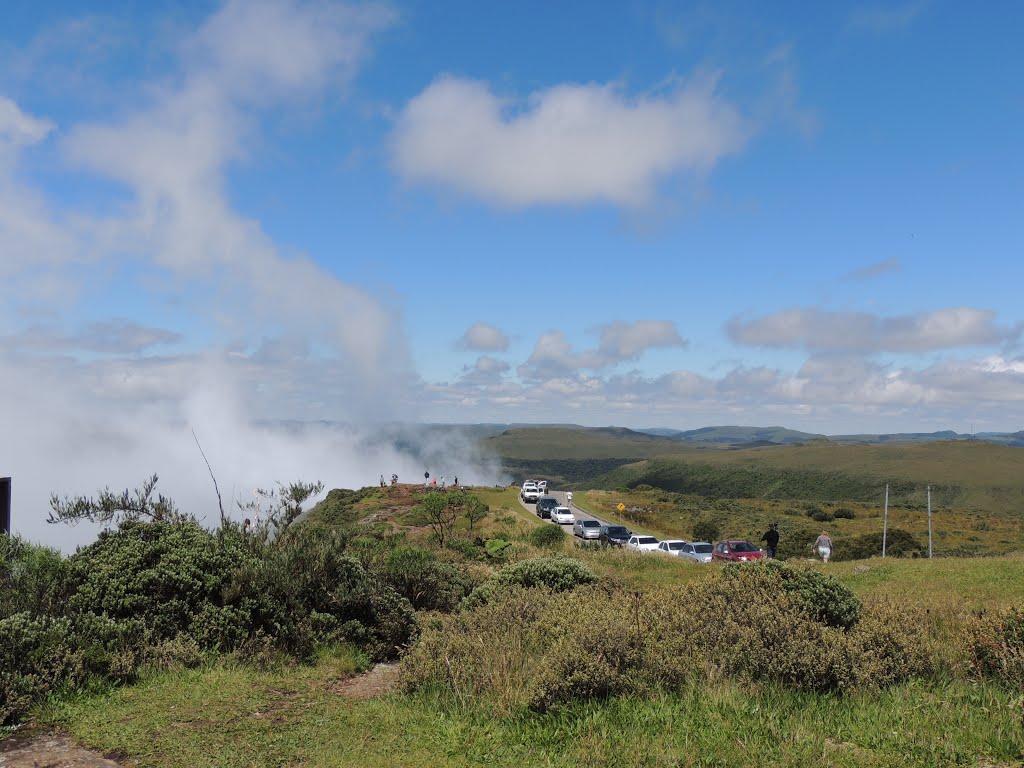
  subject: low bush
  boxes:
[404,560,934,711]
[808,508,835,522]
[833,507,856,519]
[529,524,566,549]
[462,556,597,610]
[966,607,1024,685]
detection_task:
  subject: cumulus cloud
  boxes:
[457,355,511,386]
[598,320,686,359]
[727,307,1013,353]
[0,96,54,152]
[518,321,686,381]
[391,75,749,208]
[458,322,509,352]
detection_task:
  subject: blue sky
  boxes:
[2,0,1023,438]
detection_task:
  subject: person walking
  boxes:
[812,530,833,563]
[566,491,573,507]
[761,523,780,558]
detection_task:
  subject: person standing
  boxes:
[566,491,573,507]
[761,523,780,558]
[812,530,833,563]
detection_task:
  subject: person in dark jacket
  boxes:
[761,523,780,558]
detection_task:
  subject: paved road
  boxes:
[517,489,612,536]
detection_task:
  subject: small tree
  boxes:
[48,474,187,527]
[692,515,721,543]
[415,491,458,547]
[237,480,324,543]
[464,496,489,531]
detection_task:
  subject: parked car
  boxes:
[679,541,714,563]
[656,539,688,556]
[520,482,541,503]
[573,518,602,539]
[550,506,575,525]
[599,524,631,547]
[712,540,765,563]
[626,534,660,553]
[536,496,559,519]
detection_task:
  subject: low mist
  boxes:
[1,351,507,553]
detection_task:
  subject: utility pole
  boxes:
[882,483,889,558]
[927,485,933,559]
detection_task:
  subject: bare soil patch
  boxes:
[330,662,400,701]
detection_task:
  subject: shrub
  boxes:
[832,528,924,561]
[0,535,68,620]
[809,509,835,523]
[378,547,473,612]
[691,516,720,543]
[462,556,597,610]
[763,560,861,629]
[833,508,856,520]
[849,597,936,687]
[0,613,82,724]
[966,607,1024,685]
[529,524,566,549]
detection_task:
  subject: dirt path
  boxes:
[0,730,123,768]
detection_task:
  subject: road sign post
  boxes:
[0,477,10,538]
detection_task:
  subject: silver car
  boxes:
[573,518,602,539]
[679,541,714,563]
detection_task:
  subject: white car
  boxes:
[626,535,660,553]
[550,506,575,525]
[520,482,541,503]
[537,480,548,492]
[656,539,688,556]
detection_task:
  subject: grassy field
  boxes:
[40,666,1024,768]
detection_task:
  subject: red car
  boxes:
[712,540,765,563]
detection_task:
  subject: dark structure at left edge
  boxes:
[1,477,11,537]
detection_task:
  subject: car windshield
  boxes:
[637,537,658,544]
[668,542,684,549]
[555,507,570,514]
[731,541,758,552]
[693,544,713,554]
[582,520,600,527]
[606,527,628,535]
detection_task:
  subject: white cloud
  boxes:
[0,96,54,152]
[598,320,686,359]
[727,307,1013,353]
[458,322,509,352]
[391,75,749,208]
[519,321,687,381]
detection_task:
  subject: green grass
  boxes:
[42,665,1024,767]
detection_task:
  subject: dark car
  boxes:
[600,524,631,547]
[711,540,765,563]
[536,496,559,519]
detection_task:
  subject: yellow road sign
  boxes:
[617,503,625,511]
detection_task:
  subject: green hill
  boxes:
[590,440,1024,514]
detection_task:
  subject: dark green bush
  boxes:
[529,524,566,549]
[378,547,473,612]
[833,508,856,519]
[832,528,924,561]
[809,509,835,523]
[0,613,82,724]
[759,560,861,629]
